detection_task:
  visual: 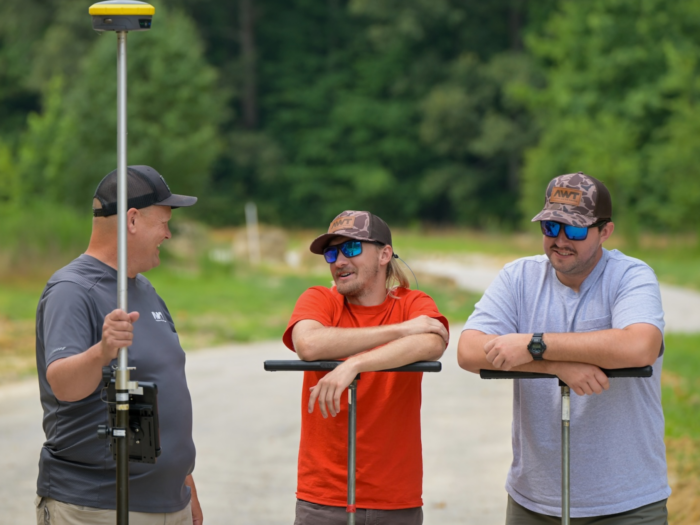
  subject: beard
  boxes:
[335,260,382,298]
[547,243,599,277]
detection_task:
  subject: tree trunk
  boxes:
[509,0,524,51]
[240,0,258,129]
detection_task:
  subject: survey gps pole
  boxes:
[88,2,155,523]
[265,360,442,525]
[480,366,653,525]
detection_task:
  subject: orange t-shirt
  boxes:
[282,286,449,510]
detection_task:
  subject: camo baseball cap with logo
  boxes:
[531,172,612,227]
[309,211,393,254]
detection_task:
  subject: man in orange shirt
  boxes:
[283,210,449,525]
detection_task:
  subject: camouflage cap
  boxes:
[531,172,612,227]
[309,211,393,254]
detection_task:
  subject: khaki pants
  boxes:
[35,496,192,525]
[506,496,668,525]
[294,499,423,525]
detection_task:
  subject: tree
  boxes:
[521,0,700,234]
[17,7,228,209]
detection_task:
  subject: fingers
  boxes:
[309,377,349,419]
[308,382,336,418]
[308,386,319,414]
[595,370,610,391]
[405,316,449,343]
[324,385,337,417]
[567,368,610,396]
[101,309,140,359]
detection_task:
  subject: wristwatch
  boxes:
[527,333,547,361]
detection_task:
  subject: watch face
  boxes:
[528,342,544,354]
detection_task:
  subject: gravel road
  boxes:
[3,255,697,524]
[0,336,512,525]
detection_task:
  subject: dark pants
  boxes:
[294,499,423,525]
[506,496,668,525]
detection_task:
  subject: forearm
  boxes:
[295,324,406,361]
[344,333,445,374]
[458,331,556,374]
[543,327,661,368]
[46,343,108,402]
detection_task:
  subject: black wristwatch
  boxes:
[527,333,547,361]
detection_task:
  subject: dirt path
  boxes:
[0,336,512,525]
[413,256,700,333]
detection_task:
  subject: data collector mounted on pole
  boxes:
[88,2,157,524]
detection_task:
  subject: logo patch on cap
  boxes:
[329,215,357,233]
[550,187,582,206]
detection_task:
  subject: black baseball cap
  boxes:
[93,165,197,217]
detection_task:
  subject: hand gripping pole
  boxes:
[265,360,441,525]
[480,366,653,525]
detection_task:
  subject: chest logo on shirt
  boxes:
[151,311,167,322]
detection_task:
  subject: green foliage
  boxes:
[16,6,227,209]
[662,333,700,439]
[192,0,555,227]
[5,0,700,234]
[521,0,700,234]
[0,200,91,275]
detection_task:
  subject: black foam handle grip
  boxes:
[479,366,653,380]
[264,360,442,373]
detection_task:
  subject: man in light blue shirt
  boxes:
[459,172,669,524]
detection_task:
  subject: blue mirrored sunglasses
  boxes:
[540,220,608,241]
[323,240,382,263]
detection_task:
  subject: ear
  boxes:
[599,221,615,244]
[378,244,393,267]
[126,208,140,234]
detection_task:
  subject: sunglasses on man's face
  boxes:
[323,240,382,263]
[540,220,609,241]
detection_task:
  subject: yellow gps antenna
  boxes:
[89,2,154,524]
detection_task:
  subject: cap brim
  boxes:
[309,232,386,254]
[310,233,346,254]
[531,210,597,227]
[157,194,197,209]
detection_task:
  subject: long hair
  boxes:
[386,257,410,295]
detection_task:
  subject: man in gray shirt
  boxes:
[459,172,669,524]
[35,166,203,524]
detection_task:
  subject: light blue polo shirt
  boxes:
[464,248,670,518]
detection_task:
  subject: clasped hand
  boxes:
[483,333,533,370]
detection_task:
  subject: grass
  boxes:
[662,333,700,524]
[147,264,329,347]
[392,228,700,291]
[0,260,480,383]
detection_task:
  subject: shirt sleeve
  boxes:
[463,268,519,335]
[406,291,450,337]
[612,264,665,334]
[42,281,97,366]
[282,287,337,351]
